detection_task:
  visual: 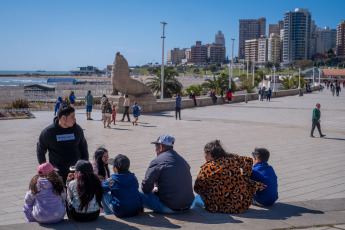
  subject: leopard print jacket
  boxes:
[194,154,266,213]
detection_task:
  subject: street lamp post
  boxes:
[313,67,315,86]
[318,68,321,85]
[252,49,255,85]
[246,59,249,79]
[273,66,276,91]
[230,38,235,89]
[160,21,167,100]
[298,67,301,89]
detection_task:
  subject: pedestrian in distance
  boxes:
[258,87,262,101]
[175,93,182,120]
[66,160,104,222]
[189,90,197,106]
[69,91,76,108]
[23,163,66,224]
[100,94,107,121]
[101,154,143,218]
[331,85,335,97]
[226,88,232,103]
[101,98,112,128]
[132,101,140,126]
[54,97,66,116]
[266,88,272,101]
[85,90,94,120]
[120,95,131,122]
[110,104,116,125]
[336,84,341,96]
[37,105,89,183]
[310,103,326,138]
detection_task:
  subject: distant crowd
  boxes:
[25,104,279,224]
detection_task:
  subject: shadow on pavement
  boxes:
[236,202,323,220]
[323,137,345,141]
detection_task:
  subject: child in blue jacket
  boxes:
[251,147,278,206]
[102,154,142,218]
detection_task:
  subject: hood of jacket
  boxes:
[37,177,53,191]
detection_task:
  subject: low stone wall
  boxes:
[151,86,320,112]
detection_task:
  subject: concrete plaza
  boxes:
[0,88,345,229]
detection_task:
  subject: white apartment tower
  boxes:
[268,33,281,63]
[258,36,268,63]
[282,8,312,64]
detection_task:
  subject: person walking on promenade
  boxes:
[211,89,217,104]
[101,98,112,128]
[132,101,140,126]
[189,90,197,106]
[343,80,345,88]
[336,84,341,96]
[140,134,194,214]
[69,91,76,108]
[37,105,89,183]
[175,93,182,120]
[100,94,107,121]
[258,88,262,101]
[331,85,335,97]
[310,103,326,138]
[226,88,232,103]
[266,88,272,101]
[85,90,94,120]
[120,95,130,122]
[54,97,66,116]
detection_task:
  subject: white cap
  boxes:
[151,134,175,146]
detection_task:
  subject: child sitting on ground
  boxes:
[251,147,278,207]
[111,104,116,125]
[23,163,66,223]
[66,160,104,222]
[102,154,143,218]
[92,147,110,182]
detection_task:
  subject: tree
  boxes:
[279,74,307,90]
[201,73,236,94]
[185,84,202,96]
[294,59,314,70]
[209,65,217,73]
[265,61,273,70]
[146,67,183,98]
[193,68,200,74]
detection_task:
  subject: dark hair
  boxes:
[76,171,103,212]
[94,147,110,179]
[69,91,74,96]
[204,140,226,159]
[57,105,75,119]
[252,147,270,162]
[113,154,130,173]
[125,94,128,98]
[29,171,65,196]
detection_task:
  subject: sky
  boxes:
[0,0,344,71]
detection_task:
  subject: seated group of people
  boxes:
[24,134,278,224]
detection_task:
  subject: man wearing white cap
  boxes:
[140,134,194,213]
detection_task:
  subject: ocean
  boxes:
[0,70,70,75]
[0,78,48,86]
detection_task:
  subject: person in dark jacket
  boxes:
[251,148,278,207]
[102,154,143,218]
[266,88,272,101]
[140,134,194,214]
[175,94,182,120]
[37,105,89,182]
[310,103,326,138]
[54,97,66,116]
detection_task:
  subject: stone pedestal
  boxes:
[108,95,157,113]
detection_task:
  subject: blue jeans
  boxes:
[101,192,118,215]
[190,195,204,209]
[139,192,187,214]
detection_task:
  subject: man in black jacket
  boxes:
[37,105,89,182]
[140,134,194,214]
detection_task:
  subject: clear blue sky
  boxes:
[0,0,344,71]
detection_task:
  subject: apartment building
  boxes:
[337,20,345,60]
[167,48,186,65]
[239,18,266,59]
[268,33,281,63]
[245,39,259,62]
[315,26,337,54]
[191,41,207,65]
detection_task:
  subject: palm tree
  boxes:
[146,67,182,98]
[202,73,236,94]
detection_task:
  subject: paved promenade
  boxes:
[0,89,345,229]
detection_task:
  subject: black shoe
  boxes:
[310,135,315,138]
[320,134,326,138]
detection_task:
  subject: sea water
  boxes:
[0,78,48,86]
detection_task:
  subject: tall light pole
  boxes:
[273,66,276,91]
[318,68,321,85]
[230,38,235,89]
[298,67,301,89]
[252,49,255,85]
[246,59,249,79]
[160,21,167,100]
[313,67,315,86]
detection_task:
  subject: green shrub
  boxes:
[11,99,30,108]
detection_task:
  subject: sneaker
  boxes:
[89,118,93,120]
[104,126,106,128]
[107,125,111,129]
[120,120,124,122]
[310,135,315,138]
[320,134,326,138]
[135,123,138,126]
[127,121,131,122]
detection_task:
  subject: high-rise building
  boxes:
[185,49,192,63]
[167,48,186,65]
[215,30,225,46]
[258,36,268,63]
[315,26,337,54]
[238,18,266,59]
[336,20,345,60]
[207,31,226,63]
[282,8,312,64]
[268,24,279,36]
[191,41,207,65]
[268,33,281,63]
[245,39,258,62]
